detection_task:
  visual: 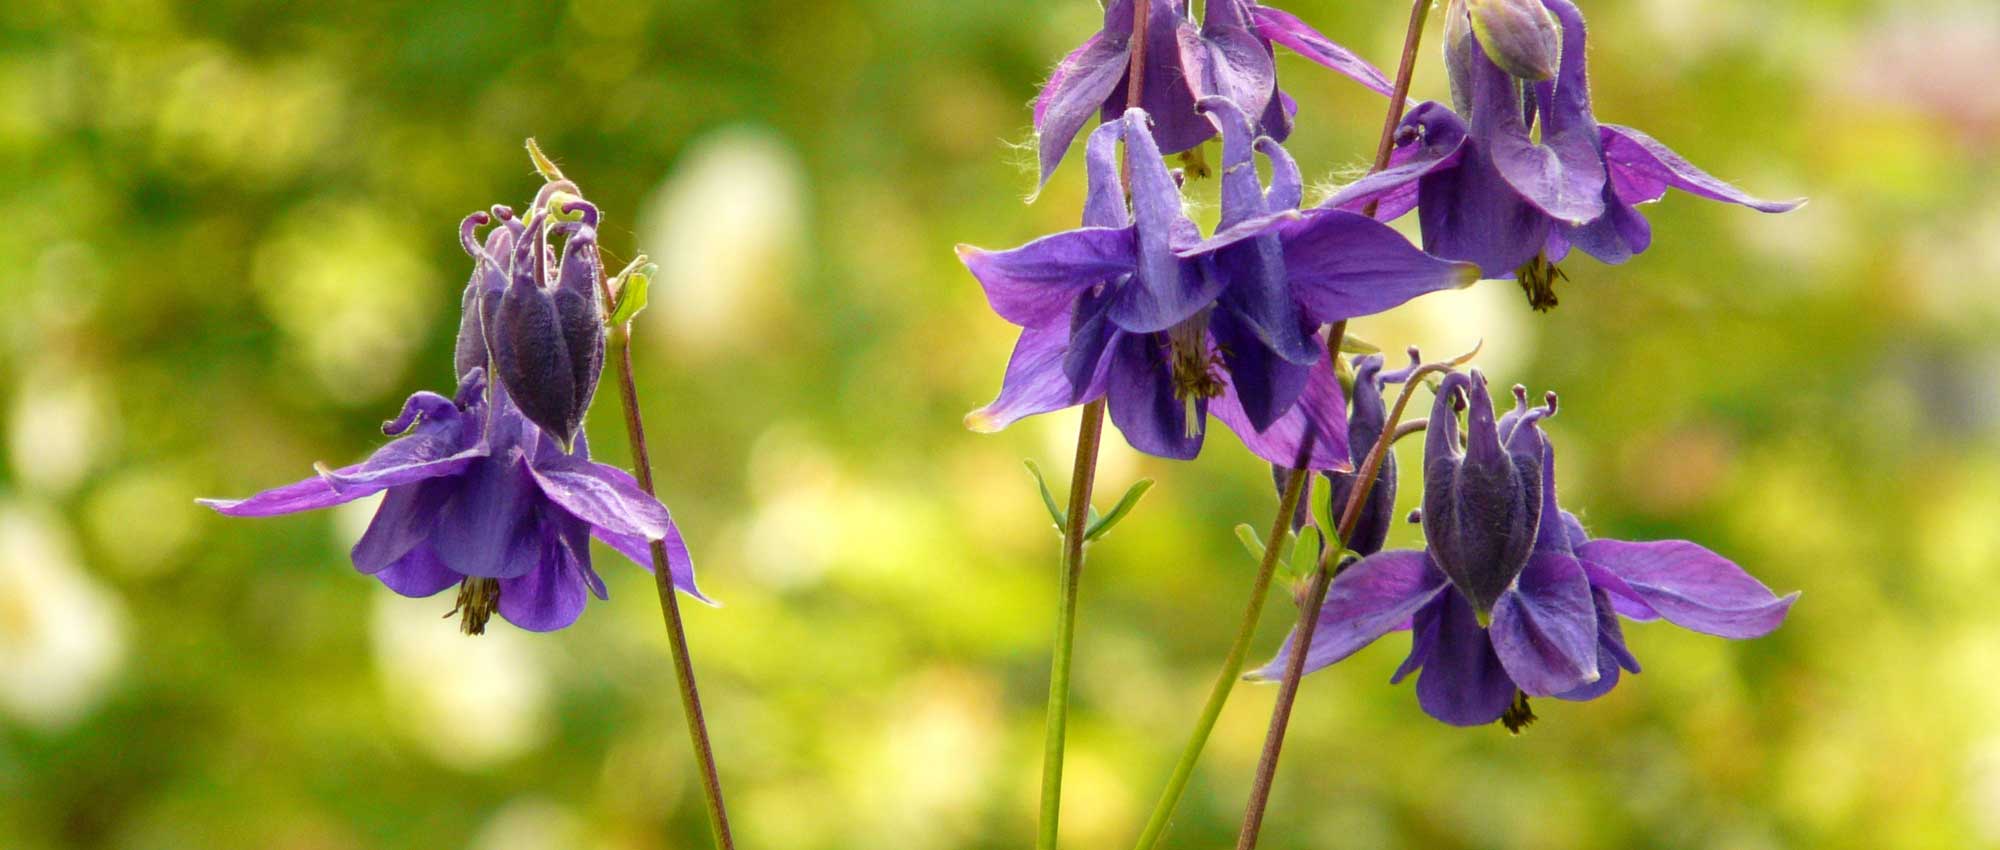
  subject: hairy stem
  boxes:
[1235,355,1455,850]
[1234,1,1435,845]
[609,332,736,850]
[529,137,736,850]
[1130,463,1311,850]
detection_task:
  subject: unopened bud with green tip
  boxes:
[1467,0,1563,81]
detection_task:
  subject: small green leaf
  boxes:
[1310,475,1337,543]
[608,269,653,327]
[1084,479,1154,542]
[1339,335,1381,355]
[1024,460,1066,529]
[1235,523,1266,561]
[1290,526,1322,579]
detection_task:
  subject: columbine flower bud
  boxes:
[1467,0,1562,82]
[1420,370,1542,618]
[492,197,606,451]
[1320,354,1404,556]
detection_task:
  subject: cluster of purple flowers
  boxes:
[204,181,700,633]
[961,0,1797,728]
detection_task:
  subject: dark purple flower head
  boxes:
[1033,0,1393,189]
[1422,369,1543,616]
[1255,380,1796,728]
[961,105,1473,467]
[201,369,704,633]
[1325,0,1802,306]
[463,181,608,451]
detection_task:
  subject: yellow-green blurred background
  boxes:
[2,0,1997,847]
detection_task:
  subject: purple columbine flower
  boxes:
[1324,0,1802,308]
[1033,0,1393,189]
[960,104,1475,466]
[1254,374,1796,728]
[202,199,701,634]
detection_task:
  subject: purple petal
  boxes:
[1034,32,1132,190]
[1413,591,1518,726]
[966,318,1114,433]
[1246,4,1395,97]
[1256,136,1304,212]
[1250,550,1448,681]
[1575,538,1796,639]
[1555,585,1638,701]
[1599,124,1804,213]
[1323,104,1468,219]
[956,227,1137,327]
[556,511,608,601]
[428,452,543,580]
[497,519,589,632]
[1417,136,1553,277]
[1488,548,1601,696]
[1210,347,1350,471]
[1105,332,1205,460]
[1107,111,1218,333]
[1178,12,1277,127]
[1082,119,1134,228]
[1280,209,1479,322]
[1557,178,1653,265]
[1467,18,1606,225]
[1209,308,1309,431]
[595,521,711,605]
[373,545,462,598]
[1199,95,1274,226]
[351,479,453,574]
[1103,2,1211,155]
[529,451,675,542]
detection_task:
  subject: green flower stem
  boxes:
[1235,356,1461,850]
[1038,397,1108,850]
[1130,463,1312,850]
[608,328,736,850]
[1038,2,1150,847]
[530,138,735,850]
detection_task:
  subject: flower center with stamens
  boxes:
[1515,253,1567,312]
[1501,689,1537,734]
[1167,313,1225,436]
[448,578,500,636]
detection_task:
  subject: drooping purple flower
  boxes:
[961,105,1475,467]
[1033,0,1394,189]
[1325,0,1802,308]
[1254,376,1796,727]
[201,369,704,633]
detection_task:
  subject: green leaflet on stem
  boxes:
[1023,459,1154,542]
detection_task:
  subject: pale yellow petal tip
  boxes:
[953,243,980,262]
[1454,262,1482,288]
[963,409,1003,434]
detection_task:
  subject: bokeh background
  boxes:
[3,0,1998,847]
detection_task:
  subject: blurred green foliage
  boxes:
[1,0,1997,848]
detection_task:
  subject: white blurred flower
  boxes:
[639,125,807,356]
[0,503,127,730]
[473,797,590,850]
[7,364,114,495]
[369,591,551,770]
[1349,280,1536,379]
